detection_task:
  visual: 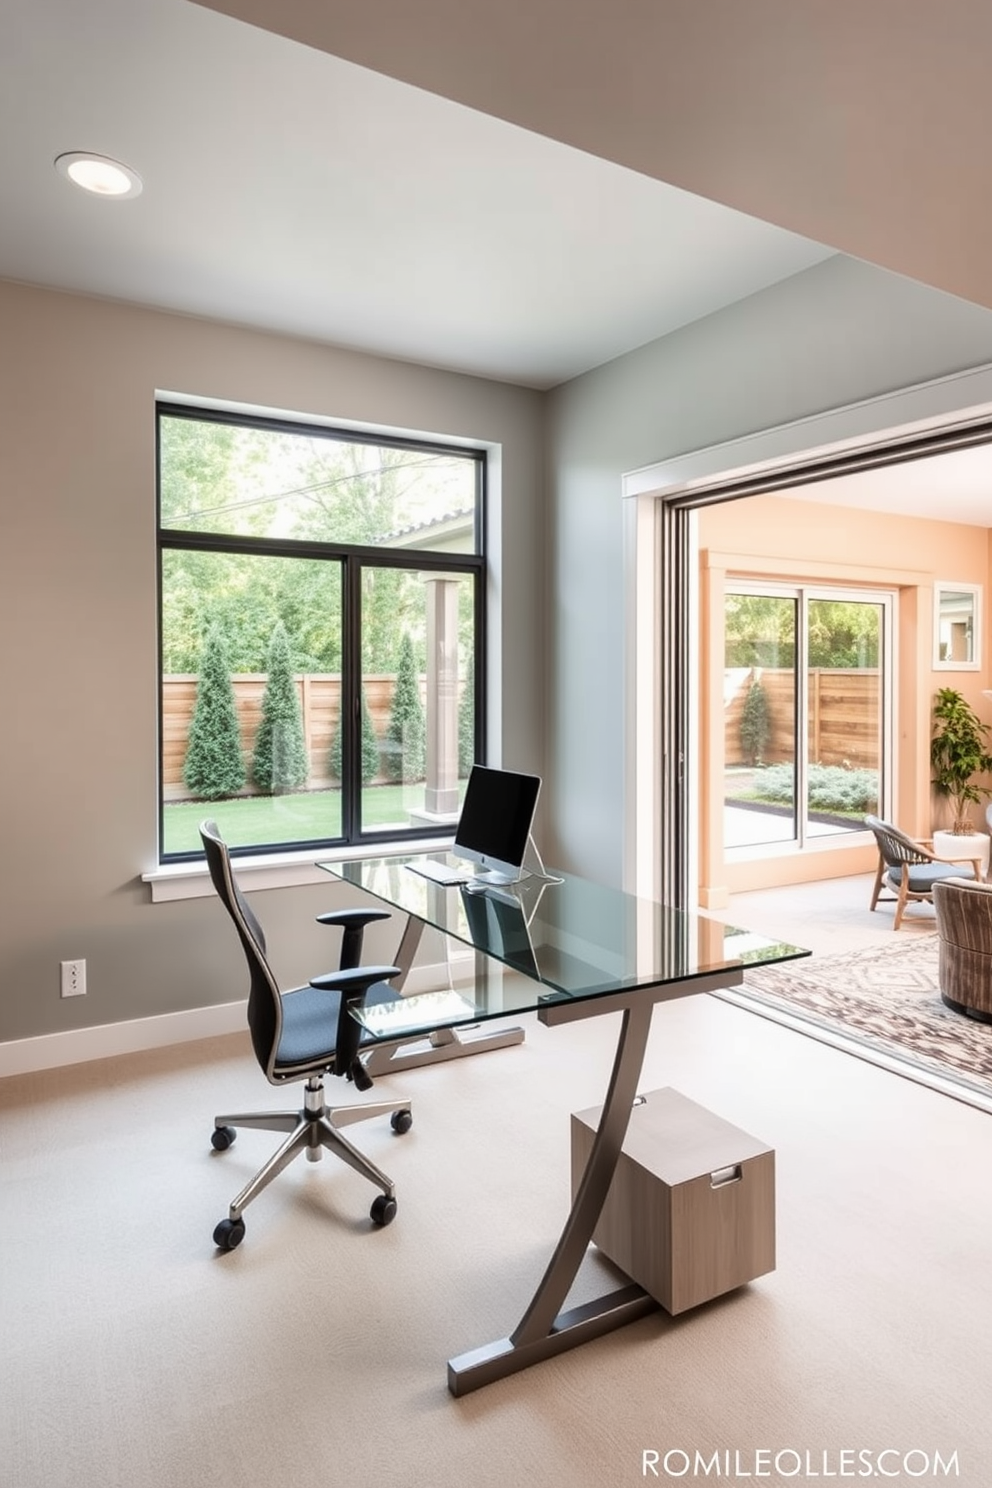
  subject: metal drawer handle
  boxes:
[710,1164,743,1188]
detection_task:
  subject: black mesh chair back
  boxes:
[200,818,282,1079]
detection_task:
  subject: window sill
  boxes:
[142,835,454,903]
[723,829,874,864]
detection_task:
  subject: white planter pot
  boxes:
[931,829,990,881]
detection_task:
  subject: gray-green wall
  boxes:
[0,282,545,1043]
[545,256,992,883]
[8,255,992,1047]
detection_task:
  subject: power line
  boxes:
[165,450,467,527]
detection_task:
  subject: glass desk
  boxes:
[320,854,809,1395]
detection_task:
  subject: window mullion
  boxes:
[796,591,810,848]
[341,555,361,842]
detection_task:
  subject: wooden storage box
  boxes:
[571,1086,775,1315]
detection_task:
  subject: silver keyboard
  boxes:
[404,858,473,887]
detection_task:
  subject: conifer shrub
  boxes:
[251,621,309,793]
[183,625,246,799]
[458,652,475,777]
[739,677,771,766]
[385,633,426,782]
[329,688,380,785]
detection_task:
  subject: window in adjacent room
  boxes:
[723,583,893,854]
[157,405,485,861]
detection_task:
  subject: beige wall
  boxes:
[0,281,545,1044]
[698,493,992,899]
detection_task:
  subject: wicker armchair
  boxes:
[865,814,982,929]
[932,877,992,1022]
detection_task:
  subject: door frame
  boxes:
[622,360,992,907]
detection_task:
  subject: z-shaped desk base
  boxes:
[446,966,742,1396]
[362,1020,525,1076]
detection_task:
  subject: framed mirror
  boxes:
[934,583,981,670]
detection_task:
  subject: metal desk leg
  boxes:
[447,995,657,1395]
[361,921,526,1077]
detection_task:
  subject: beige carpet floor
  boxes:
[3,976,992,1488]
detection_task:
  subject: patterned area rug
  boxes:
[728,933,992,1110]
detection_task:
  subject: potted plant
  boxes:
[930,686,992,834]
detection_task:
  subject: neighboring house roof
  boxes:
[385,507,475,552]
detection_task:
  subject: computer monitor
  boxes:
[451,765,541,885]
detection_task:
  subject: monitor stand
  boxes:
[470,867,520,887]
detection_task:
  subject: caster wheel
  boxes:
[370,1194,397,1227]
[213,1217,246,1250]
[211,1125,236,1151]
[390,1108,413,1135]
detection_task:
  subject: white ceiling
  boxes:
[3,0,992,524]
[0,0,832,389]
[785,446,992,531]
[197,0,992,319]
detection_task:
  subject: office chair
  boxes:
[199,820,412,1249]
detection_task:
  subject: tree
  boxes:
[329,688,380,785]
[458,650,475,777]
[182,626,246,799]
[725,593,796,668]
[385,633,426,782]
[739,677,771,766]
[807,598,880,668]
[725,593,881,669]
[251,622,309,793]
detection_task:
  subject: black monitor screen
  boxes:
[453,766,541,879]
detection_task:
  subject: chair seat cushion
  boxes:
[888,861,977,892]
[274,980,398,1068]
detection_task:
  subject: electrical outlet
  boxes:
[60,959,86,997]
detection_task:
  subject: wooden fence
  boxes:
[162,674,401,796]
[725,667,880,769]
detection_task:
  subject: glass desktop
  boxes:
[320,854,807,1039]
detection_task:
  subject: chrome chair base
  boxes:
[212,1075,412,1233]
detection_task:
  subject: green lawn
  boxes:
[163,784,427,855]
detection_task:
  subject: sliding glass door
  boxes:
[724,584,891,853]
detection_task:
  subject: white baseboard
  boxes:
[0,1000,249,1078]
[0,960,464,1078]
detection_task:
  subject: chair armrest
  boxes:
[316,909,392,970]
[916,837,985,868]
[310,965,401,1087]
[309,965,400,999]
[316,909,391,929]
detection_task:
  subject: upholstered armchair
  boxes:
[932,877,992,1023]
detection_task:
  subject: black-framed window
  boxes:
[157,405,486,861]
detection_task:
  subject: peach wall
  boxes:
[697,494,992,901]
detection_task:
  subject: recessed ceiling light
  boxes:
[55,152,143,200]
